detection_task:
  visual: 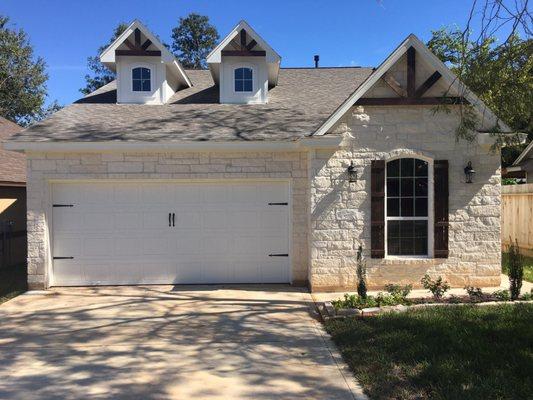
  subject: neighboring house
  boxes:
[0,117,26,269]
[505,141,533,182]
[5,20,507,291]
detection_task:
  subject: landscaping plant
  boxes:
[493,289,511,301]
[507,240,524,300]
[465,286,483,301]
[421,274,450,300]
[355,245,367,299]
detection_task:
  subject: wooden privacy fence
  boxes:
[501,183,533,256]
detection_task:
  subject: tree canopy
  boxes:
[80,23,128,95]
[0,15,49,125]
[427,28,532,165]
[171,13,219,69]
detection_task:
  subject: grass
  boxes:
[502,252,533,282]
[0,263,27,305]
[325,304,533,400]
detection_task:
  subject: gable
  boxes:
[100,20,191,89]
[313,34,510,136]
[207,20,281,87]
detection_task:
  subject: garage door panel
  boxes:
[143,237,170,255]
[174,186,202,204]
[82,262,114,285]
[115,237,142,256]
[53,236,82,257]
[53,260,84,285]
[83,237,115,257]
[142,212,170,230]
[114,184,141,204]
[52,181,290,286]
[202,211,228,229]
[115,212,142,230]
[231,211,259,229]
[175,212,201,229]
[83,213,114,231]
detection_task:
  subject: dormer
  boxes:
[100,20,191,104]
[207,21,281,104]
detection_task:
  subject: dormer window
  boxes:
[132,67,151,92]
[234,67,253,92]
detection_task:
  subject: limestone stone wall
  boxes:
[26,151,308,289]
[308,105,501,291]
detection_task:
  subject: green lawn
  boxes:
[502,252,533,282]
[0,263,27,305]
[325,304,533,400]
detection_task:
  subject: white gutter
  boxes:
[3,136,342,153]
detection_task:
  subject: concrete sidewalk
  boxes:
[0,285,366,400]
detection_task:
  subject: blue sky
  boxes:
[1,0,492,105]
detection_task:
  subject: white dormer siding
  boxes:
[116,56,166,104]
[207,20,281,105]
[219,56,269,104]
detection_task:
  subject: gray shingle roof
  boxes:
[0,117,25,183]
[9,67,373,143]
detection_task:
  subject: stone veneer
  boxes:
[26,106,501,291]
[26,151,308,289]
[309,105,501,291]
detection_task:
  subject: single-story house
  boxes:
[0,117,26,268]
[5,20,507,291]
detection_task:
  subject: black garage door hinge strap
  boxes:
[53,204,74,207]
[53,256,74,260]
[268,202,288,206]
[268,254,289,257]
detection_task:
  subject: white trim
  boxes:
[233,66,254,93]
[505,166,523,172]
[384,155,434,258]
[130,64,154,94]
[313,34,511,137]
[5,136,344,153]
[513,140,533,166]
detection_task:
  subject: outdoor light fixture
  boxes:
[464,161,475,183]
[347,161,357,183]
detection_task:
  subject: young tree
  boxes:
[80,23,128,95]
[427,28,532,165]
[171,13,219,69]
[0,15,48,124]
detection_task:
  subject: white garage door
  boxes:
[51,181,290,286]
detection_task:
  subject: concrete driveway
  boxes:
[0,286,365,400]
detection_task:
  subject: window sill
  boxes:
[377,257,447,265]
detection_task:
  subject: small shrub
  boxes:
[520,290,532,301]
[332,293,359,310]
[356,245,367,299]
[385,284,412,298]
[421,274,450,300]
[375,292,398,306]
[465,286,483,301]
[507,240,523,300]
[448,295,462,304]
[493,289,511,301]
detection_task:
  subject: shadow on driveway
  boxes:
[0,285,365,399]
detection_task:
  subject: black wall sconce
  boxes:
[347,161,357,183]
[464,161,475,183]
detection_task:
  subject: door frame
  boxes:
[47,178,293,286]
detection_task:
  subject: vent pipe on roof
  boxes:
[314,55,319,68]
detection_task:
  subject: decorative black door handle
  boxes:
[168,213,171,227]
[172,213,175,227]
[268,254,289,257]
